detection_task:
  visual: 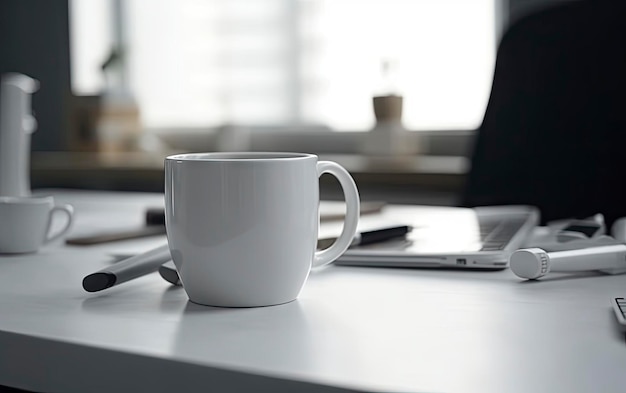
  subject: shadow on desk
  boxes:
[0,385,31,392]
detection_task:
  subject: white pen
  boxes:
[82,243,170,292]
[84,225,413,291]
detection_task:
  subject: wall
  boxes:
[0,0,71,151]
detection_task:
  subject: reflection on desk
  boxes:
[1,190,625,393]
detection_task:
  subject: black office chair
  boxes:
[463,0,626,227]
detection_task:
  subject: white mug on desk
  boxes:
[164,152,360,307]
[0,196,74,254]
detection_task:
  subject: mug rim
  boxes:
[0,195,53,205]
[165,152,317,162]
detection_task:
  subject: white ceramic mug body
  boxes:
[165,152,360,307]
[0,196,74,254]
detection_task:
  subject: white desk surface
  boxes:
[1,190,625,393]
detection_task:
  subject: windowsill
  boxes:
[31,151,468,206]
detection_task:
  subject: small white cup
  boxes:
[0,196,74,254]
[165,152,360,307]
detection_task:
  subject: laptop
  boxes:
[328,204,539,270]
[108,203,538,272]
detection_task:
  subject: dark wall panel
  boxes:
[0,0,71,151]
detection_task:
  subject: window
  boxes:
[70,0,496,132]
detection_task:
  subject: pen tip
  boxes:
[83,272,116,292]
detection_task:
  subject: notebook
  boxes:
[329,204,539,270]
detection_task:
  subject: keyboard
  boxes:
[479,216,527,251]
[612,297,626,331]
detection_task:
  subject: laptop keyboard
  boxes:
[479,216,528,251]
[612,297,626,331]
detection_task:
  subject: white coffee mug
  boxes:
[0,196,74,254]
[165,152,360,307]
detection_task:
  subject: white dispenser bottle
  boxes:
[0,73,39,197]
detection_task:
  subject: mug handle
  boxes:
[313,161,360,268]
[45,204,74,244]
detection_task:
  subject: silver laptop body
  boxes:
[333,205,539,270]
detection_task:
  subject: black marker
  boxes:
[317,225,412,249]
[82,244,170,292]
[84,225,413,290]
[159,261,182,286]
[159,226,413,287]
